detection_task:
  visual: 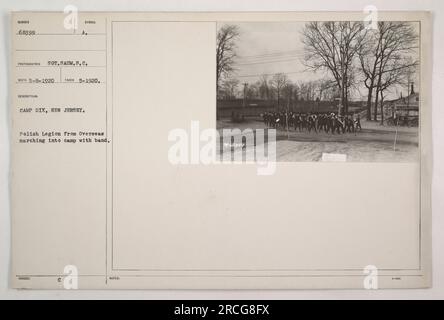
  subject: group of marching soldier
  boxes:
[262,111,362,134]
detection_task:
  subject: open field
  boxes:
[217,119,419,162]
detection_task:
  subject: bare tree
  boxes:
[220,78,240,99]
[301,21,365,113]
[282,82,294,110]
[378,59,417,124]
[292,83,300,102]
[357,26,382,119]
[358,22,418,120]
[298,80,316,101]
[372,23,418,121]
[216,25,240,98]
[271,73,289,110]
[246,82,259,99]
[298,81,308,101]
[258,74,271,100]
[317,79,337,101]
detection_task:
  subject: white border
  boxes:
[1,0,443,299]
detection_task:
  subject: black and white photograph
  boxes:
[216,21,420,162]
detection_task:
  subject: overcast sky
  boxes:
[227,22,321,83]
[219,21,419,101]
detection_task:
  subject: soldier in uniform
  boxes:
[328,113,335,134]
[355,114,362,132]
[345,115,354,133]
[296,113,303,132]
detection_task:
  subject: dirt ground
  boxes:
[217,118,419,162]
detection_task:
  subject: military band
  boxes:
[262,111,362,134]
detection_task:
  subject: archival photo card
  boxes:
[10,11,431,289]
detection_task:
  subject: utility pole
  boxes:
[242,82,248,120]
[339,58,344,116]
[243,82,248,109]
[406,69,414,109]
[286,98,290,140]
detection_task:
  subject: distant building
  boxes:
[383,86,419,126]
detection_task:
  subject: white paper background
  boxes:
[0,0,443,299]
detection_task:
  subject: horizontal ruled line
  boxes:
[15,49,106,52]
